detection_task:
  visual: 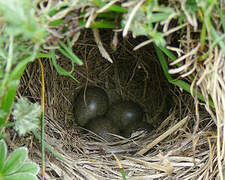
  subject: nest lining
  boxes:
[11,29,216,179]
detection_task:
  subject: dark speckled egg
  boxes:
[85,116,120,141]
[73,86,109,126]
[106,101,144,131]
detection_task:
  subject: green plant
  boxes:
[154,44,214,108]
[0,1,46,179]
[51,37,83,83]
[0,98,41,139]
[39,38,84,83]
[0,140,39,180]
[0,0,46,127]
[13,98,42,136]
[122,0,176,46]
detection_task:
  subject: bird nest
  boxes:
[9,29,215,179]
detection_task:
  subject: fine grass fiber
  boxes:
[9,29,216,179]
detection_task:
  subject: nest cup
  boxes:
[13,29,212,179]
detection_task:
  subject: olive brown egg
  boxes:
[73,86,109,126]
[85,116,120,142]
[106,101,144,131]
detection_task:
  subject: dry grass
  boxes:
[7,29,216,179]
[166,19,225,179]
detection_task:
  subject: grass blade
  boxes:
[154,44,214,108]
[50,50,79,83]
[39,59,45,180]
[32,130,64,161]
[93,0,127,13]
[58,40,83,66]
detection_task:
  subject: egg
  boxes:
[73,86,109,126]
[85,116,120,141]
[106,101,144,131]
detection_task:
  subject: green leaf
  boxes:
[50,50,80,83]
[79,19,115,28]
[2,147,28,175]
[0,140,7,171]
[0,110,8,121]
[0,122,15,129]
[0,48,7,60]
[0,134,8,139]
[48,2,71,16]
[49,19,64,26]
[32,130,65,161]
[208,22,225,55]
[12,97,41,136]
[3,173,38,180]
[36,52,53,59]
[0,80,19,126]
[10,57,30,80]
[185,0,198,15]
[146,7,174,24]
[58,40,83,66]
[0,0,46,41]
[150,32,166,47]
[122,9,148,36]
[0,55,30,126]
[97,12,117,19]
[154,44,215,108]
[17,162,39,175]
[154,45,172,82]
[215,4,225,33]
[93,0,127,13]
